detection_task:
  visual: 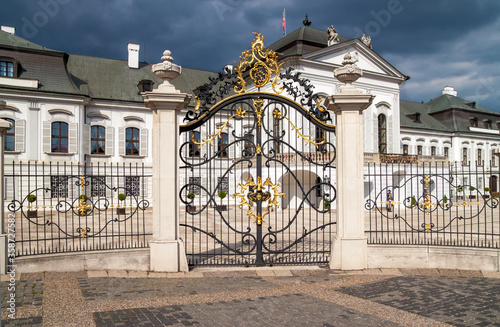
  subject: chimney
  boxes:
[442,86,457,97]
[127,43,140,69]
[1,26,15,35]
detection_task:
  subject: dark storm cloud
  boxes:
[1,0,499,110]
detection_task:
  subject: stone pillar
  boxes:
[142,51,191,272]
[325,54,374,270]
[0,100,12,274]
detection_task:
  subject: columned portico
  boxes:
[326,54,374,270]
[142,51,191,272]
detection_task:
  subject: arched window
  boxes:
[218,132,228,158]
[478,149,483,166]
[4,118,14,151]
[91,125,105,154]
[189,131,200,157]
[125,127,139,155]
[273,116,281,154]
[244,133,255,157]
[51,122,68,153]
[378,114,387,154]
[402,144,409,155]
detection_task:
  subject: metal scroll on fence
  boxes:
[5,161,152,256]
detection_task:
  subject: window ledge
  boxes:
[87,154,112,158]
[46,152,76,156]
[120,155,146,159]
[5,151,21,154]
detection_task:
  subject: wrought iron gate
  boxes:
[179,34,336,266]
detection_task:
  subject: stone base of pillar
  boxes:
[329,236,368,270]
[0,234,7,274]
[150,240,189,272]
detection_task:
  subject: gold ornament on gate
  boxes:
[234,33,283,94]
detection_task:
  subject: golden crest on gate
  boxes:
[234,33,283,94]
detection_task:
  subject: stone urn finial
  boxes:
[334,53,363,94]
[151,50,182,93]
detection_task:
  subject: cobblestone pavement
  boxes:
[2,267,500,326]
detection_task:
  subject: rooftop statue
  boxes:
[327,25,340,46]
[361,34,372,49]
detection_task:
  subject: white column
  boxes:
[0,100,13,274]
[142,51,191,272]
[325,53,374,270]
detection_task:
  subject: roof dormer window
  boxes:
[138,79,154,92]
[484,119,492,129]
[0,61,14,77]
[469,117,479,127]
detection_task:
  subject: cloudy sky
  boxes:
[1,0,500,111]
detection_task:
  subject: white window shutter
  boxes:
[388,115,394,153]
[43,121,51,153]
[140,128,148,157]
[142,176,148,197]
[84,125,90,155]
[118,127,125,156]
[15,119,25,152]
[106,126,114,156]
[69,123,78,154]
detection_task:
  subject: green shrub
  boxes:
[470,187,476,191]
[443,195,448,203]
[411,196,417,206]
[324,197,330,210]
[187,192,195,200]
[493,192,499,199]
[485,187,490,193]
[27,194,37,203]
[118,193,126,201]
[79,194,88,201]
[218,191,227,199]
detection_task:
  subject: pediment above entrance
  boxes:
[302,39,407,81]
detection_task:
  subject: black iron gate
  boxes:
[179,33,336,266]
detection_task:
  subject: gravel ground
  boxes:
[2,267,500,326]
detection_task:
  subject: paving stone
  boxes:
[481,270,500,279]
[378,268,402,276]
[127,270,148,278]
[0,279,43,309]
[255,269,275,277]
[92,293,399,327]
[78,276,277,301]
[1,315,42,326]
[87,270,109,278]
[337,275,500,326]
[107,270,128,278]
[270,269,292,277]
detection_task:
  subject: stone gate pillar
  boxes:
[142,51,191,272]
[325,54,374,270]
[0,100,12,274]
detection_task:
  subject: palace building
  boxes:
[0,22,499,201]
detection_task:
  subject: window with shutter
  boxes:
[3,118,14,151]
[106,126,114,156]
[140,128,148,157]
[14,119,25,153]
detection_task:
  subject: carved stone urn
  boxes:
[334,53,363,94]
[151,50,182,92]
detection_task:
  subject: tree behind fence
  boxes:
[5,161,153,256]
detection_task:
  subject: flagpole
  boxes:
[282,8,286,37]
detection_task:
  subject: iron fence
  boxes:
[5,161,152,256]
[365,161,500,248]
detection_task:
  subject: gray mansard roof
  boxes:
[401,94,500,134]
[0,30,217,104]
